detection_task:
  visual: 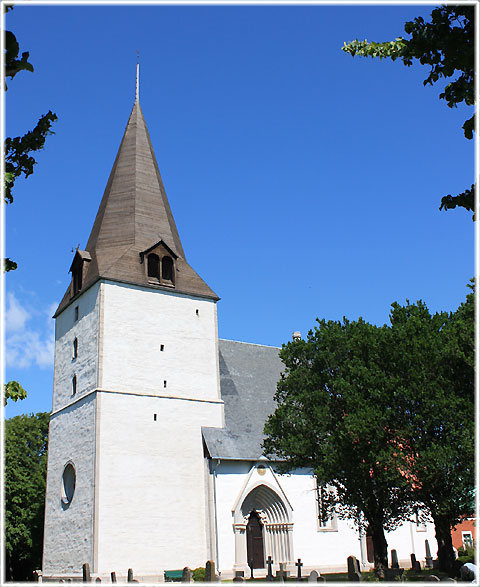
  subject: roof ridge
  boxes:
[219,338,281,350]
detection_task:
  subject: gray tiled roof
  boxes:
[202,339,283,460]
[55,96,218,317]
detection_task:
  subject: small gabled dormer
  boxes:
[140,240,178,288]
[69,250,92,297]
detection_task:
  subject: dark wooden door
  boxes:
[247,511,265,569]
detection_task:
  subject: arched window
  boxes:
[147,254,160,280]
[162,256,174,284]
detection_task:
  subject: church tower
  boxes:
[43,68,224,580]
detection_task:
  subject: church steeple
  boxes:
[55,71,218,316]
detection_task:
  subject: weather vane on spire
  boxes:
[136,51,140,101]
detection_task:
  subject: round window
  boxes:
[61,463,76,505]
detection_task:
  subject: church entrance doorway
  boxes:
[246,511,265,569]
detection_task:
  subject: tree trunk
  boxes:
[368,522,388,579]
[432,514,455,576]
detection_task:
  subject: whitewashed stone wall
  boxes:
[43,394,96,575]
[95,391,223,574]
[213,462,438,574]
[100,282,221,402]
[53,283,100,412]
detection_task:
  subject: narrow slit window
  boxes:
[163,380,167,388]
[160,344,165,352]
[74,306,79,321]
[73,338,78,359]
[72,375,77,396]
[196,309,199,316]
[153,414,157,421]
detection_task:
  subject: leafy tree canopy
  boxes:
[343,5,475,217]
[263,283,475,575]
[5,412,49,581]
[4,380,28,406]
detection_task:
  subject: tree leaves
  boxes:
[4,110,58,205]
[5,413,49,581]
[263,284,474,573]
[4,380,28,406]
[343,6,475,218]
[3,7,58,270]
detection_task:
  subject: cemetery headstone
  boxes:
[96,578,102,583]
[307,571,318,583]
[233,575,245,583]
[415,561,422,572]
[127,568,134,583]
[347,556,361,582]
[83,563,91,583]
[317,576,326,583]
[111,572,117,583]
[410,554,417,570]
[296,558,303,581]
[182,567,192,583]
[266,556,274,582]
[205,560,215,583]
[425,540,434,569]
[391,549,399,569]
[276,562,287,582]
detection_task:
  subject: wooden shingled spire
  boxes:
[55,72,218,316]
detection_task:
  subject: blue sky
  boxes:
[4,3,475,418]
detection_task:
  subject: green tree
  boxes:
[343,5,475,217]
[263,318,415,577]
[263,284,475,577]
[4,380,27,406]
[388,285,475,575]
[5,412,49,581]
[4,5,58,272]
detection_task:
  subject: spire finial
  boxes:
[136,52,140,102]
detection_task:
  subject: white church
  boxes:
[42,72,438,582]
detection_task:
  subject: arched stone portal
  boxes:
[233,484,293,572]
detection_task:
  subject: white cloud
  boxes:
[5,293,55,369]
[5,292,30,332]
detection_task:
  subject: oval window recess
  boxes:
[257,465,267,476]
[61,463,76,506]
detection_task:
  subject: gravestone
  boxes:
[317,575,326,583]
[83,563,91,583]
[391,549,399,569]
[276,562,287,582]
[308,571,318,583]
[111,572,117,583]
[415,561,422,572]
[205,561,215,583]
[296,558,303,581]
[347,556,362,582]
[127,568,134,583]
[182,567,192,583]
[410,554,417,570]
[233,575,245,583]
[96,578,102,583]
[266,556,274,582]
[425,540,434,569]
